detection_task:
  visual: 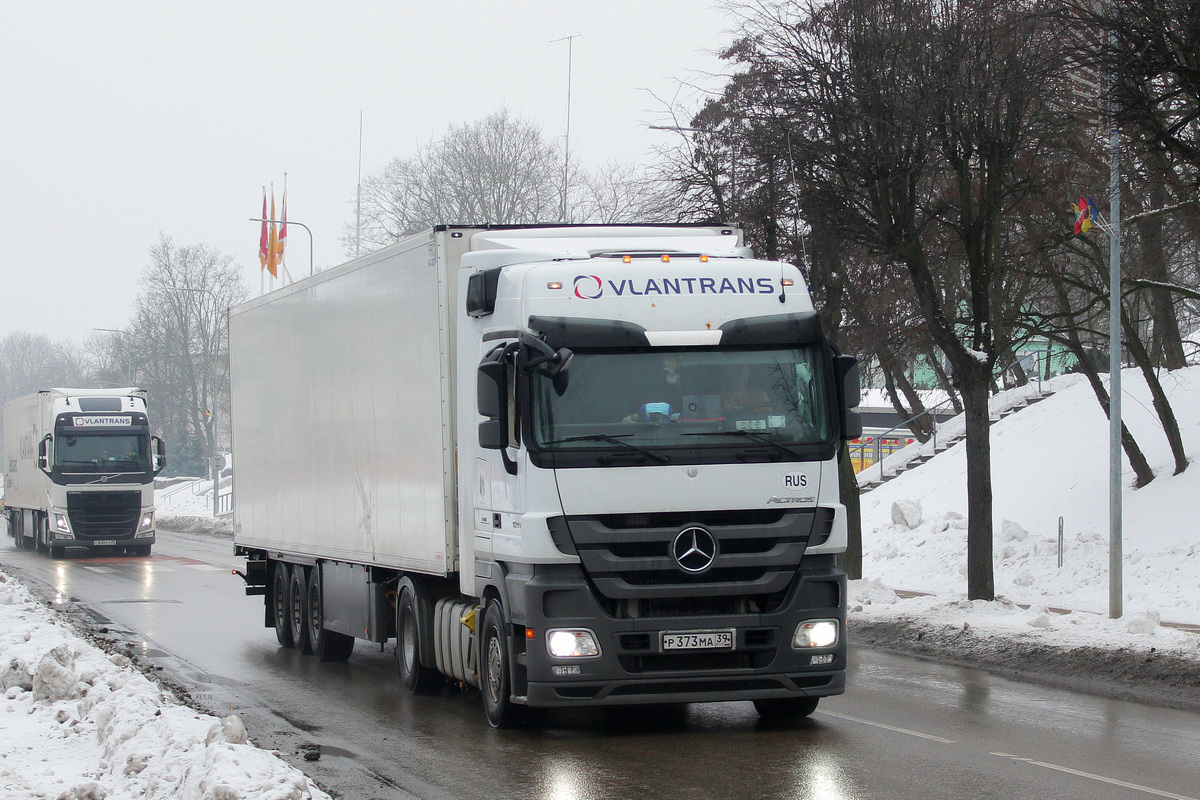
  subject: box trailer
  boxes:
[4,388,165,557]
[230,224,861,726]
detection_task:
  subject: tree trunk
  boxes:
[956,359,995,601]
[1122,313,1189,475]
[1136,162,1187,370]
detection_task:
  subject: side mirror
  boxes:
[153,436,167,475]
[37,435,52,473]
[842,410,863,441]
[477,359,506,421]
[834,354,860,409]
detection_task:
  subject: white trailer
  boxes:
[230,224,861,726]
[4,388,165,557]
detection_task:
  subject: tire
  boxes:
[480,601,521,728]
[753,696,820,720]
[306,566,355,663]
[288,565,312,655]
[272,562,295,648]
[35,515,49,554]
[396,584,442,694]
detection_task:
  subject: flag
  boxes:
[1073,196,1093,235]
[258,190,269,271]
[276,185,288,263]
[267,189,279,278]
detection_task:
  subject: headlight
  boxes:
[53,513,72,535]
[137,511,154,532]
[546,629,601,659]
[792,619,839,649]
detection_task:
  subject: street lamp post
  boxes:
[165,287,223,518]
[249,217,315,277]
[93,328,132,385]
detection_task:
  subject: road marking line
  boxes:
[991,753,1199,800]
[818,710,956,743]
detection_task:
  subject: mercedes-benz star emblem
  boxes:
[672,526,718,574]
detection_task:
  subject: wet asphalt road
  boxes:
[4,528,1200,800]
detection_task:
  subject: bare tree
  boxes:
[128,235,248,476]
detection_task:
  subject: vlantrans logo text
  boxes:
[574,274,776,300]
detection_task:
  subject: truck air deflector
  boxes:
[528,316,650,349]
[718,312,822,345]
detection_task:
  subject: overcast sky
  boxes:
[0,1,732,343]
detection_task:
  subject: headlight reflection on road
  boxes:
[142,562,155,594]
[54,564,69,604]
[542,759,589,800]
[791,751,857,800]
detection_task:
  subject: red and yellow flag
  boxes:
[258,190,269,271]
[272,186,287,269]
[267,189,280,278]
[1073,196,1093,235]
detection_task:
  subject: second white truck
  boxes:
[4,388,165,557]
[230,224,860,726]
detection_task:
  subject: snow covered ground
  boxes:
[2,365,1199,797]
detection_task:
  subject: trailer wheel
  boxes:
[480,601,522,728]
[306,566,355,663]
[272,562,295,648]
[288,565,312,655]
[396,585,441,694]
[753,696,820,720]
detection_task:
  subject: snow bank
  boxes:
[0,570,330,800]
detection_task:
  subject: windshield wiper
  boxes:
[541,433,670,464]
[683,430,801,459]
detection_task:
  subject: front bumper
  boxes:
[510,558,847,707]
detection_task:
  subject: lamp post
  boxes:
[249,217,315,277]
[165,287,224,518]
[92,328,132,385]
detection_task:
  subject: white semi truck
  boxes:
[229,224,861,726]
[4,388,165,557]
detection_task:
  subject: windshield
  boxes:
[54,433,151,472]
[530,346,835,462]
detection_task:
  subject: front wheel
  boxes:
[753,696,820,720]
[480,601,522,728]
[306,566,355,663]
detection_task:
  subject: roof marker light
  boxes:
[700,255,709,262]
[661,255,671,263]
[547,282,563,290]
[623,255,632,263]
[782,279,795,287]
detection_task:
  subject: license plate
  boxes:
[92,540,117,546]
[661,629,735,651]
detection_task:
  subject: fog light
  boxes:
[552,665,582,676]
[793,620,839,649]
[546,629,601,658]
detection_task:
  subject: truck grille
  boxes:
[66,491,141,539]
[549,508,834,617]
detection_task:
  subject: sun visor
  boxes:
[718,312,823,345]
[528,315,650,349]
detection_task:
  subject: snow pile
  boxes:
[851,367,1200,673]
[0,571,330,800]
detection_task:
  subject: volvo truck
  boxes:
[4,388,165,557]
[230,224,861,726]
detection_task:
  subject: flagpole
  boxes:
[249,217,314,277]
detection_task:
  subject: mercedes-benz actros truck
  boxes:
[4,388,165,557]
[230,224,860,726]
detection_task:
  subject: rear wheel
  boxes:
[753,696,820,720]
[306,566,355,662]
[272,562,295,648]
[288,565,312,654]
[396,584,442,694]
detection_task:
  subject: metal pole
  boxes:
[249,218,314,276]
[1107,38,1123,619]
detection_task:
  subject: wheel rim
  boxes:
[274,575,288,628]
[309,584,321,638]
[485,631,504,703]
[290,576,304,635]
[401,609,417,671]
